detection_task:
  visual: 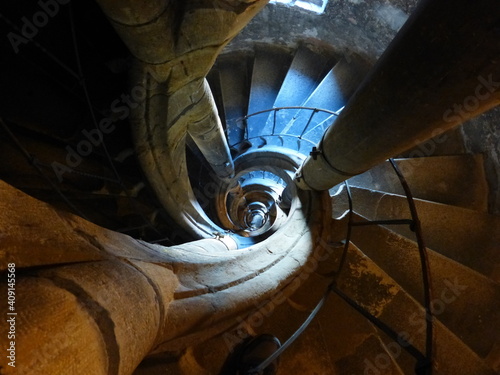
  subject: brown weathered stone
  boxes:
[0,181,331,374]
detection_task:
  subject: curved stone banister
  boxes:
[130,69,232,240]
[0,179,332,374]
[95,0,270,241]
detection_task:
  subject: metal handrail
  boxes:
[251,160,434,375]
[232,106,342,148]
[389,159,434,374]
[239,106,342,120]
[229,133,317,149]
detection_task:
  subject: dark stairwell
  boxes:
[0,1,499,374]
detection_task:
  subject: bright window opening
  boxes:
[270,0,328,14]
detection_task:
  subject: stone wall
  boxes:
[462,107,500,215]
[224,0,419,58]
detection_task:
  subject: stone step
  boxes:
[282,56,370,140]
[398,127,466,158]
[300,113,337,144]
[261,45,330,136]
[156,301,335,374]
[348,186,500,282]
[210,258,403,374]
[132,236,498,374]
[349,214,500,360]
[270,45,330,109]
[335,243,497,375]
[373,326,419,375]
[246,45,292,139]
[275,320,337,375]
[271,309,407,375]
[215,54,251,147]
[315,292,407,375]
[160,276,326,374]
[347,154,489,211]
[331,334,407,375]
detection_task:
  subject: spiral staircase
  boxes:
[0,1,499,375]
[127,43,500,375]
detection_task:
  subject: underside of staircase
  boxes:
[0,1,499,375]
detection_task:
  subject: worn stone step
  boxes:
[280,273,404,375]
[218,263,403,374]
[275,320,337,375]
[398,127,466,158]
[135,299,318,375]
[246,45,292,139]
[160,301,334,374]
[271,45,330,109]
[335,242,497,375]
[273,310,405,375]
[373,326,419,375]
[348,186,500,282]
[349,214,500,360]
[261,45,330,136]
[315,292,407,375]
[332,335,407,375]
[282,56,370,140]
[166,274,329,374]
[347,154,489,211]
[300,113,337,144]
[135,237,498,374]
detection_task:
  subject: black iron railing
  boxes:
[232,106,342,148]
[249,159,434,375]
